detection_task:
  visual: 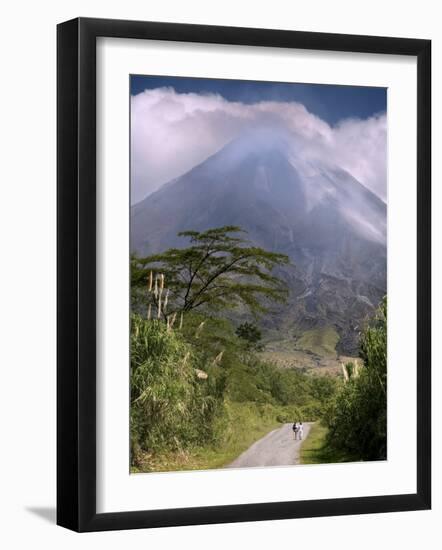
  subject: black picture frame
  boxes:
[57,17,431,532]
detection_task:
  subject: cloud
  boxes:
[131,87,387,204]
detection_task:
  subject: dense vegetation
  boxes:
[130,315,225,465]
[130,310,338,470]
[322,297,387,461]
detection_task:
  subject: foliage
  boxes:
[130,307,338,470]
[130,314,225,466]
[324,297,387,461]
[225,351,337,420]
[236,322,263,351]
[131,226,289,318]
[180,312,242,358]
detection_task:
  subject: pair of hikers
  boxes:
[292,421,304,440]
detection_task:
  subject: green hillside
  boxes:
[296,326,340,357]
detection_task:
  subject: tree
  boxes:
[131,226,289,320]
[236,322,263,351]
[325,297,387,461]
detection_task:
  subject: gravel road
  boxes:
[226,422,313,469]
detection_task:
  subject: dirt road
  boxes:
[226,422,313,469]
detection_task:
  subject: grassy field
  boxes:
[300,422,356,465]
[131,401,282,473]
[260,348,352,374]
[296,326,340,357]
[260,326,353,375]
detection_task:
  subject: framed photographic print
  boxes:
[57,17,431,532]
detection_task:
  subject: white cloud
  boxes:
[131,87,387,204]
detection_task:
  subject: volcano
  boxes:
[131,130,387,354]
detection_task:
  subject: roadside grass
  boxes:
[300,422,356,465]
[296,326,340,357]
[131,401,282,473]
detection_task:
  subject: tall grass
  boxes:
[130,314,224,466]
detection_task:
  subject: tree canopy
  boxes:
[236,322,263,351]
[131,226,289,319]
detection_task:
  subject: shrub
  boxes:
[325,297,387,460]
[130,315,224,465]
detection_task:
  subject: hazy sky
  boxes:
[131,76,387,204]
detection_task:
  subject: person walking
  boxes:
[292,422,299,440]
[298,422,304,440]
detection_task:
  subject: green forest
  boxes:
[130,226,387,472]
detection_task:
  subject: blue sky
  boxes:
[131,75,386,126]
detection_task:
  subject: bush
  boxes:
[325,298,387,460]
[276,406,303,423]
[235,322,263,351]
[130,315,224,465]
